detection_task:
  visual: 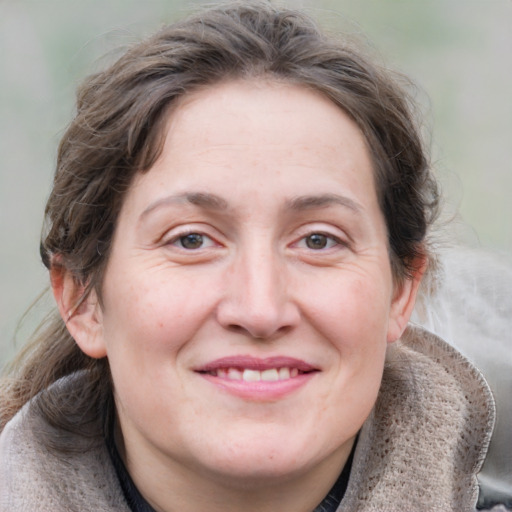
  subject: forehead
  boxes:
[122,79,379,222]
[167,79,370,159]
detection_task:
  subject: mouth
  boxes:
[194,356,319,397]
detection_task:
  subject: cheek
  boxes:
[306,270,393,350]
[102,268,217,352]
[100,273,211,416]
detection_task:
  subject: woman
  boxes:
[0,2,496,511]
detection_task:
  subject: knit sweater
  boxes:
[0,326,497,511]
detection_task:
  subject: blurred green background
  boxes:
[1,0,511,368]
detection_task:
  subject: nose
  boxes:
[216,247,300,339]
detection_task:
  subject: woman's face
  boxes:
[74,81,419,487]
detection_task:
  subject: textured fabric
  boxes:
[0,326,497,512]
[338,326,495,511]
[411,248,512,505]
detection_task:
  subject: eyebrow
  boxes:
[139,192,229,221]
[286,194,362,214]
[139,191,362,222]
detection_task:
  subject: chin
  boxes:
[191,432,343,488]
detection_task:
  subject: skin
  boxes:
[53,80,423,512]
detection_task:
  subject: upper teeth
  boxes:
[213,367,299,382]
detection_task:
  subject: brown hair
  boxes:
[0,1,439,439]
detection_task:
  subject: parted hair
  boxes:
[0,0,439,440]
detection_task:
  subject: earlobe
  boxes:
[50,264,107,359]
[387,258,427,343]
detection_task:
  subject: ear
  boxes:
[50,264,107,359]
[387,257,427,343]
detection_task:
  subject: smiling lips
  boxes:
[196,356,318,390]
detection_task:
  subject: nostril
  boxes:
[216,292,301,339]
[226,324,245,335]
[225,322,293,340]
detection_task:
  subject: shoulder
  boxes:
[0,373,128,512]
